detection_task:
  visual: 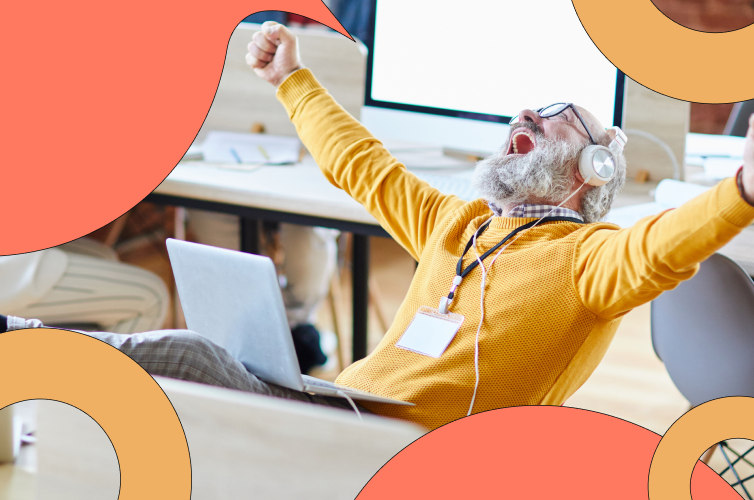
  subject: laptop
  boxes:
[0,405,20,463]
[165,238,411,406]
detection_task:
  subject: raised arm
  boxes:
[576,115,754,319]
[246,22,467,260]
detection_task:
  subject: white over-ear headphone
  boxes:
[578,127,628,186]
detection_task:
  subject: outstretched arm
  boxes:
[576,115,754,319]
[245,22,467,260]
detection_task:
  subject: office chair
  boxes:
[651,253,754,499]
[724,100,754,137]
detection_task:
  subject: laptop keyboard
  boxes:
[301,375,413,405]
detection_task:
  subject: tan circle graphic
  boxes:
[572,0,754,103]
[0,329,191,498]
[649,397,754,499]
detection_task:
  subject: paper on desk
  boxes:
[654,179,710,207]
[703,157,742,180]
[201,131,301,164]
[685,133,746,159]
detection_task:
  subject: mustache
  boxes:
[472,137,582,213]
[509,120,544,138]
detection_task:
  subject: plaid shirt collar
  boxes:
[489,202,584,221]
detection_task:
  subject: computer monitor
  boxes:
[362,0,625,156]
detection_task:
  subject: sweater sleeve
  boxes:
[575,177,754,319]
[275,69,467,261]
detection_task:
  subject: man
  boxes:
[5,22,754,431]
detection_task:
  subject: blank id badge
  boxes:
[396,306,464,358]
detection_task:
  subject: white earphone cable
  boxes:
[337,390,363,421]
[465,179,589,416]
[467,215,493,416]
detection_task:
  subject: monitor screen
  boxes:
[362,0,625,155]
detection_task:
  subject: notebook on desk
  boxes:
[199,131,301,165]
[165,239,411,406]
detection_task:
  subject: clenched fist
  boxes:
[246,21,302,87]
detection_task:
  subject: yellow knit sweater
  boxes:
[277,69,754,431]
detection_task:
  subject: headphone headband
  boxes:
[607,126,627,152]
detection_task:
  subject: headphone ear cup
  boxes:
[579,145,616,187]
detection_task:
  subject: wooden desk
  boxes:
[153,159,380,230]
[25,378,423,500]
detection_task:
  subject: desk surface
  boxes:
[155,157,753,274]
[157,158,378,227]
[3,380,423,500]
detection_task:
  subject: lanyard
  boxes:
[438,216,583,313]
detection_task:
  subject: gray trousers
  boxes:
[6,317,361,414]
[87,329,362,412]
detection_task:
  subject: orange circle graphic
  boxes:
[0,328,191,498]
[358,406,737,498]
[1,0,351,255]
[572,0,754,103]
[649,397,754,499]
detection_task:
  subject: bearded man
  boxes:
[4,23,754,431]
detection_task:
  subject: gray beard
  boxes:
[472,137,583,212]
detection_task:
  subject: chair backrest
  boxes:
[650,253,754,407]
[724,100,754,137]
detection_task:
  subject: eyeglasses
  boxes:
[509,103,597,145]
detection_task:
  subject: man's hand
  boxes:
[743,114,754,205]
[246,21,302,87]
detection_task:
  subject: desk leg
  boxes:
[240,218,260,254]
[352,234,369,361]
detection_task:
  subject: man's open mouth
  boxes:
[506,128,537,156]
